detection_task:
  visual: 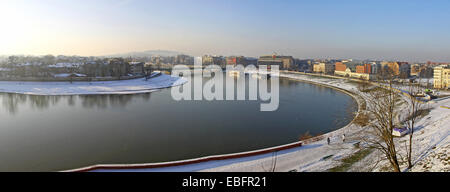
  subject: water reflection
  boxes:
[0,93,153,115]
[0,76,357,171]
[28,95,61,110]
[1,93,27,114]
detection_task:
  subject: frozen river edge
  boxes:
[0,74,187,95]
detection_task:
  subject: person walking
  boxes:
[342,134,346,143]
[327,137,331,145]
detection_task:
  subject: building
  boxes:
[380,61,410,78]
[313,63,321,73]
[427,61,450,66]
[380,61,398,75]
[434,65,450,89]
[342,59,352,63]
[355,64,372,74]
[202,55,226,68]
[335,68,373,80]
[47,62,82,74]
[370,62,381,75]
[313,62,335,74]
[245,57,258,66]
[335,61,373,80]
[226,56,251,66]
[419,66,434,78]
[363,64,372,74]
[356,65,365,74]
[335,62,347,72]
[109,58,130,77]
[411,64,433,78]
[385,62,400,75]
[296,59,314,72]
[175,55,194,65]
[151,56,162,64]
[411,64,421,76]
[398,62,411,78]
[257,54,294,70]
[129,62,145,75]
[343,61,360,73]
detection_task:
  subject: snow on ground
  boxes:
[201,139,361,172]
[201,72,366,172]
[357,94,450,172]
[48,62,83,68]
[415,78,434,87]
[412,142,449,172]
[53,73,87,78]
[203,72,450,172]
[365,79,450,172]
[65,71,448,172]
[0,74,187,95]
[407,99,450,172]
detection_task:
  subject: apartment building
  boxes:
[434,65,450,89]
[313,62,335,74]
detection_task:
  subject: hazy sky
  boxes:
[1,0,450,62]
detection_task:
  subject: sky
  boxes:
[0,0,450,62]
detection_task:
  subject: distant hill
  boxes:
[105,50,185,58]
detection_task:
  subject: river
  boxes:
[0,74,357,171]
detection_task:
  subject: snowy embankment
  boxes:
[0,74,187,95]
[74,72,366,172]
[65,71,448,172]
[404,98,450,172]
[202,72,366,172]
[204,71,449,172]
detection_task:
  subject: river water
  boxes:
[0,74,357,171]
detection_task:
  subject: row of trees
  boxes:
[1,55,96,67]
[0,56,132,78]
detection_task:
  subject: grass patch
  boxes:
[328,149,373,172]
[299,131,325,144]
[360,87,384,93]
[379,165,393,172]
[354,112,369,127]
[299,131,314,141]
[402,108,432,123]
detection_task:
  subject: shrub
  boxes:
[354,112,369,127]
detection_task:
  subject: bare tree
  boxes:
[261,152,278,172]
[362,72,402,172]
[357,79,371,92]
[404,78,425,169]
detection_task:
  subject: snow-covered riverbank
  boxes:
[64,71,448,172]
[203,72,450,172]
[0,74,187,95]
[201,72,367,172]
[68,71,367,172]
